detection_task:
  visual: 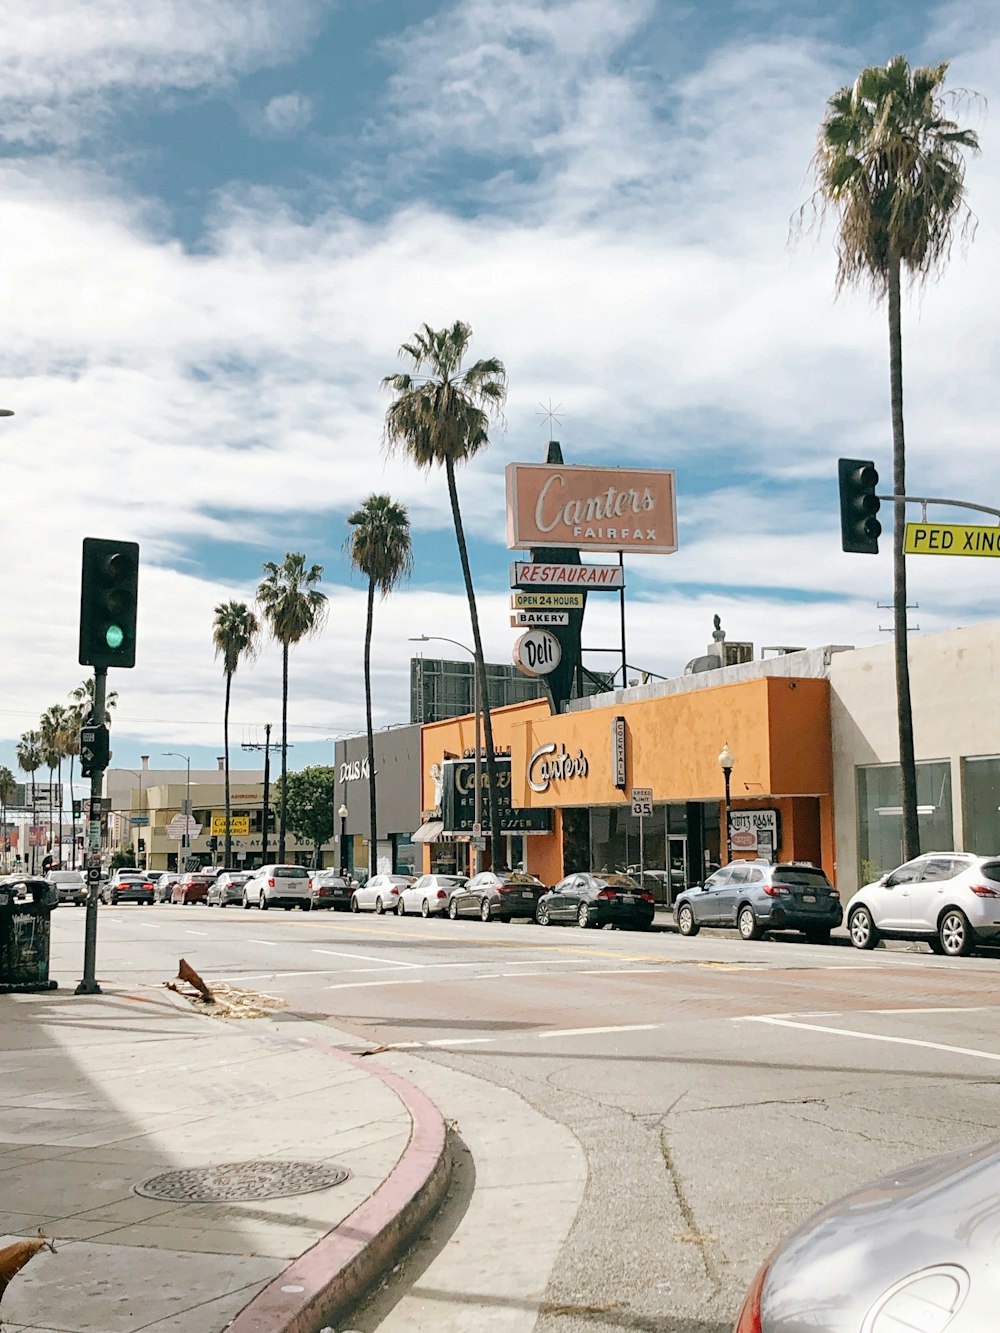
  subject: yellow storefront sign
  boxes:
[905,522,1000,557]
[211,815,250,836]
[511,590,585,610]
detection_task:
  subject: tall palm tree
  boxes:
[63,697,85,868]
[212,600,260,868]
[41,704,70,867]
[71,677,118,726]
[0,765,16,870]
[256,553,328,862]
[383,320,508,870]
[16,730,42,873]
[347,495,414,875]
[810,56,979,862]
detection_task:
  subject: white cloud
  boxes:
[251,92,316,138]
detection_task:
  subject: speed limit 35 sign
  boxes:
[630,787,653,818]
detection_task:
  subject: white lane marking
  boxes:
[537,1023,662,1039]
[248,938,278,947]
[775,1005,991,1018]
[186,930,207,937]
[311,948,419,968]
[323,978,428,992]
[738,1015,1000,1063]
[219,970,352,981]
[363,1022,663,1052]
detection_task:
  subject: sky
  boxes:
[2,0,1000,785]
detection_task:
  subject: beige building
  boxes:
[830,621,1000,897]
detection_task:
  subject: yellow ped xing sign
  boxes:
[904,522,1000,557]
[511,590,585,609]
[211,815,250,836]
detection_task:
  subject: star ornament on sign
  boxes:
[537,398,564,439]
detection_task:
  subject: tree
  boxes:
[256,554,328,862]
[71,677,118,725]
[40,704,70,867]
[809,56,979,862]
[346,495,413,874]
[0,766,16,870]
[16,731,42,873]
[212,601,260,868]
[273,766,335,867]
[383,320,508,869]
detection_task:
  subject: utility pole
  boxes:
[77,670,108,995]
[242,724,283,866]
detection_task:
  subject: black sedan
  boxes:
[447,872,546,922]
[537,873,655,929]
[309,871,353,911]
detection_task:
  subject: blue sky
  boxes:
[2,0,1000,784]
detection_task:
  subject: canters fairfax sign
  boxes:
[506,463,678,554]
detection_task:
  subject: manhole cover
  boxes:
[135,1160,350,1202]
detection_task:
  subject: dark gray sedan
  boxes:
[674,861,842,944]
[735,1137,1000,1331]
[537,873,655,929]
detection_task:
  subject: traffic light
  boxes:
[838,458,881,555]
[207,836,218,852]
[79,538,139,668]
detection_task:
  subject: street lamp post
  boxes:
[718,743,735,865]
[338,803,348,877]
[162,752,191,870]
[410,635,483,875]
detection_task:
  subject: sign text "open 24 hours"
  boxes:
[905,522,1000,557]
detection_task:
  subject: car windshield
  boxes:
[772,867,831,888]
[275,866,309,878]
[50,872,83,884]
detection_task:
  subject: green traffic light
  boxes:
[105,624,124,649]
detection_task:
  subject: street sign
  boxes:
[510,611,570,627]
[631,787,653,818]
[510,562,625,590]
[211,815,250,837]
[86,866,101,885]
[130,815,149,826]
[513,628,562,677]
[511,591,585,610]
[167,814,200,841]
[904,522,1000,557]
[472,836,487,851]
[80,724,110,775]
[472,822,482,837]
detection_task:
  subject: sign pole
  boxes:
[473,670,482,877]
[76,668,107,996]
[618,551,627,686]
[639,810,645,886]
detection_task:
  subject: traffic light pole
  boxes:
[76,668,107,996]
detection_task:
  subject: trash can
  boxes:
[0,878,59,992]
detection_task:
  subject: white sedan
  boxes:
[397,873,468,917]
[351,873,415,914]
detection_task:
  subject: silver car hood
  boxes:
[762,1139,1000,1331]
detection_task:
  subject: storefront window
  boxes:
[590,807,666,876]
[857,761,953,883]
[395,836,417,875]
[961,756,1000,854]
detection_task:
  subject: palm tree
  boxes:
[41,704,70,868]
[62,697,85,868]
[809,56,979,862]
[383,320,508,870]
[16,730,42,873]
[71,677,118,726]
[256,553,328,862]
[212,600,260,868]
[0,766,16,870]
[346,495,414,875]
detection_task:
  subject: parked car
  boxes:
[45,869,88,905]
[154,873,180,903]
[351,873,415,914]
[171,872,215,905]
[207,871,249,907]
[673,861,841,943]
[397,873,468,917]
[734,1136,1000,1332]
[309,870,353,911]
[242,864,312,910]
[102,872,155,905]
[448,871,546,922]
[537,872,655,929]
[848,851,1000,957]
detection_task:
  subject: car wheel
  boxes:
[849,906,878,950]
[536,901,551,926]
[480,898,493,922]
[448,898,459,920]
[302,899,311,911]
[928,937,946,955]
[350,895,360,913]
[421,899,431,918]
[259,893,268,911]
[738,905,762,941]
[939,908,974,957]
[397,898,406,916]
[577,903,591,929]
[677,904,699,937]
[242,893,250,910]
[374,896,384,915]
[805,928,830,945]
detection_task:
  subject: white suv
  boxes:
[242,864,312,911]
[848,852,1000,956]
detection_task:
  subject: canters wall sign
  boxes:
[506,463,678,554]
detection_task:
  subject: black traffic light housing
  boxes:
[838,458,882,554]
[80,538,139,668]
[207,836,218,852]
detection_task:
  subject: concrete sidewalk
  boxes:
[0,985,448,1333]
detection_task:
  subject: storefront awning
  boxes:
[412,820,443,844]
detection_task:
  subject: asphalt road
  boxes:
[48,904,1000,1332]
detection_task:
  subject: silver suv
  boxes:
[849,852,1000,956]
[242,864,312,911]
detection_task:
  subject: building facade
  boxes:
[333,725,422,876]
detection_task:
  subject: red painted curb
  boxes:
[226,1039,450,1333]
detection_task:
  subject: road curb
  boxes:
[226,1037,451,1333]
